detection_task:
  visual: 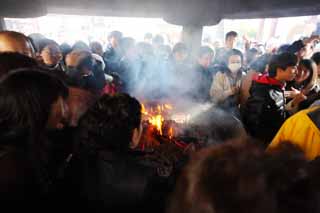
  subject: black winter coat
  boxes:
[241,75,287,145]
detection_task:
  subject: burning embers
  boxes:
[139,101,192,149]
[141,103,173,136]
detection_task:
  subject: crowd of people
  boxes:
[1,27,320,213]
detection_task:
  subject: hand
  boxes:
[291,93,307,106]
[230,86,239,95]
[284,87,301,98]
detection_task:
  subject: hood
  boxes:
[253,74,285,88]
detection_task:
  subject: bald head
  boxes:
[0,31,35,58]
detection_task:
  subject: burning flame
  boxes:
[168,127,174,139]
[141,103,173,136]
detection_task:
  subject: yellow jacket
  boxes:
[268,107,320,160]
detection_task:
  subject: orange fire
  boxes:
[141,103,173,136]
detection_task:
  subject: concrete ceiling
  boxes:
[1,0,320,26]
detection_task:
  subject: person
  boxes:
[144,33,153,44]
[117,37,138,94]
[245,48,259,69]
[171,42,189,68]
[286,35,320,60]
[167,141,275,213]
[0,52,38,78]
[72,94,168,212]
[266,142,317,213]
[241,52,301,145]
[240,54,272,105]
[103,31,123,74]
[38,39,64,71]
[286,59,320,111]
[72,41,91,52]
[210,49,244,114]
[311,52,320,77]
[89,41,104,57]
[0,31,35,57]
[268,106,320,160]
[0,69,69,204]
[191,46,214,102]
[214,31,238,65]
[66,50,105,93]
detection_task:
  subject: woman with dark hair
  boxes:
[286,59,320,111]
[0,69,69,203]
[210,49,244,116]
[73,94,167,212]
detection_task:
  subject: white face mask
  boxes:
[228,63,241,73]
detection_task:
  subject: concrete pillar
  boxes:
[0,17,6,31]
[182,24,203,59]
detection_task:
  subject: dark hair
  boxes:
[225,31,238,40]
[298,59,316,87]
[108,31,123,40]
[266,142,316,213]
[0,52,38,78]
[198,46,214,58]
[312,52,320,65]
[172,42,188,54]
[277,44,290,54]
[77,94,141,152]
[60,43,72,58]
[0,69,68,143]
[167,141,275,213]
[152,34,165,45]
[246,48,259,65]
[250,54,272,74]
[268,53,298,77]
[225,48,243,64]
[38,39,59,53]
[72,41,90,52]
[119,37,135,54]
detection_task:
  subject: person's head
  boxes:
[158,44,171,60]
[152,34,165,48]
[77,94,142,152]
[66,50,93,72]
[167,141,275,213]
[60,43,72,60]
[172,42,188,62]
[0,52,38,78]
[225,49,243,74]
[197,46,214,69]
[144,33,153,44]
[108,31,123,49]
[311,52,320,76]
[266,142,316,213]
[246,48,259,66]
[38,39,62,67]
[119,37,136,57]
[249,54,272,74]
[89,41,103,56]
[28,33,46,53]
[72,41,90,52]
[268,52,298,82]
[0,31,35,58]
[0,69,69,143]
[295,59,317,87]
[225,31,238,49]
